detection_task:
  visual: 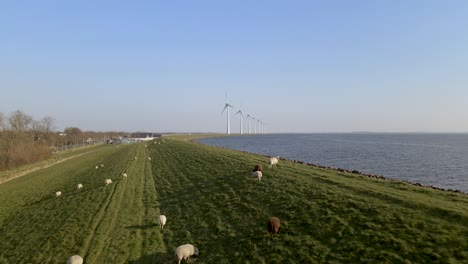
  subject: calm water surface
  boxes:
[200,134,468,192]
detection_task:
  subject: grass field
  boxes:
[0,138,467,263]
[0,143,106,184]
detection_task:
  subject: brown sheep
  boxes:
[253,164,263,172]
[267,217,281,240]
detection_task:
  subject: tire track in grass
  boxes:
[80,146,139,263]
[147,141,202,262]
[116,140,171,263]
[0,145,134,263]
[96,149,145,262]
[131,142,167,262]
[81,143,167,263]
[79,177,121,262]
[153,142,195,259]
[101,143,167,263]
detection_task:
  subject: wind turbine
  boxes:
[252,117,257,134]
[221,102,234,134]
[235,110,244,134]
[246,114,251,134]
[257,119,261,134]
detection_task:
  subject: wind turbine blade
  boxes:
[221,104,228,114]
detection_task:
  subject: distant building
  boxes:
[131,133,161,142]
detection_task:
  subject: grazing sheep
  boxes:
[135,156,138,160]
[268,157,279,168]
[101,164,104,167]
[105,179,112,185]
[122,173,128,179]
[77,184,83,190]
[267,217,281,239]
[95,166,99,169]
[55,191,62,197]
[66,255,83,264]
[253,164,263,172]
[158,215,167,230]
[145,144,147,147]
[148,157,151,160]
[175,244,199,264]
[252,171,262,181]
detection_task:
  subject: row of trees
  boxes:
[0,110,126,171]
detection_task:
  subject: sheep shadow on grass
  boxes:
[125,223,158,230]
[127,252,174,264]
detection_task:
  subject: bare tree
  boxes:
[41,116,55,135]
[0,110,127,171]
[9,110,33,132]
[64,127,83,146]
[0,112,4,131]
[32,116,56,141]
[41,116,56,145]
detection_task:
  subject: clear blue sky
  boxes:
[1,1,467,133]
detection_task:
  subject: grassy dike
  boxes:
[0,137,467,263]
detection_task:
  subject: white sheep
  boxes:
[77,184,83,190]
[122,173,128,179]
[145,144,147,147]
[175,244,199,264]
[158,215,167,230]
[148,157,152,160]
[101,164,104,167]
[105,179,112,185]
[135,156,138,160]
[55,191,62,197]
[252,171,262,181]
[268,157,279,168]
[95,166,99,169]
[66,255,83,264]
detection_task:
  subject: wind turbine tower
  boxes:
[235,110,244,134]
[222,102,234,134]
[253,117,257,134]
[246,114,251,134]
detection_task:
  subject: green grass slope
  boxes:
[0,139,467,263]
